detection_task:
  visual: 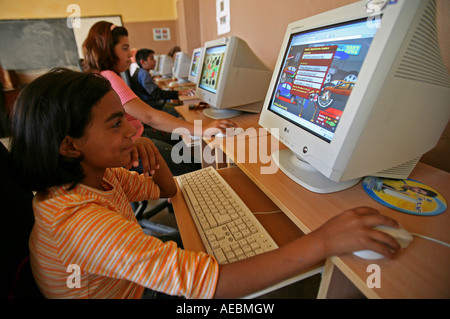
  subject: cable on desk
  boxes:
[411,233,450,248]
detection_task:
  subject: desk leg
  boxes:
[201,140,229,169]
[201,140,215,168]
[317,259,364,299]
[214,146,229,169]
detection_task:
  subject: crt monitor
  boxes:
[151,54,162,77]
[259,0,450,193]
[173,51,191,83]
[157,54,174,78]
[195,36,272,119]
[188,47,203,84]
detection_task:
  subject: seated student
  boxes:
[129,47,139,77]
[131,48,190,117]
[82,22,231,175]
[82,22,227,140]
[9,68,402,299]
[168,45,181,58]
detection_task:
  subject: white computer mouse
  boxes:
[215,127,244,138]
[353,225,413,260]
[189,135,200,141]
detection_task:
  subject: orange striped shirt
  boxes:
[30,168,219,299]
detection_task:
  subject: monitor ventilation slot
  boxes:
[394,0,450,88]
[376,157,421,178]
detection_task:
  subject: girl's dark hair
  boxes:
[82,21,128,72]
[9,68,112,192]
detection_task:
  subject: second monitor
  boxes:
[173,51,191,83]
[188,47,203,85]
[195,36,272,119]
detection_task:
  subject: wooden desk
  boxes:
[171,165,324,298]
[178,95,203,106]
[174,105,262,169]
[219,132,450,298]
[175,104,260,128]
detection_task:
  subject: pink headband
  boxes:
[110,24,117,31]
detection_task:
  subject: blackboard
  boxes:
[0,19,79,71]
[0,16,122,71]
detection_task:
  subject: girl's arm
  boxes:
[150,147,177,199]
[123,97,236,137]
[102,71,236,137]
[213,207,401,298]
[128,137,176,198]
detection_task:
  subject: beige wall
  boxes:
[198,0,359,69]
[0,0,178,22]
[176,0,202,56]
[180,0,448,171]
[193,0,449,72]
[1,0,181,62]
[2,0,449,170]
[125,20,179,56]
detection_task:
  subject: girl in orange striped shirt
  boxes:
[10,68,402,299]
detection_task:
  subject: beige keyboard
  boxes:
[176,167,278,264]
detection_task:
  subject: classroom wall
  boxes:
[0,0,181,73]
[1,0,449,171]
[125,20,179,56]
[176,0,202,57]
[192,0,450,72]
[0,0,178,22]
[180,0,449,172]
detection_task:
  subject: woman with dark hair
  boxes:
[82,22,235,174]
[9,68,403,299]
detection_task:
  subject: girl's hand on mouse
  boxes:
[127,137,160,176]
[306,206,401,259]
[202,119,237,137]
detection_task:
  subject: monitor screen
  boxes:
[190,50,202,78]
[259,0,450,193]
[267,18,378,143]
[198,45,226,94]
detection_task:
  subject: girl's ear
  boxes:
[59,136,82,158]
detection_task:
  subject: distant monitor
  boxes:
[151,54,162,77]
[157,54,174,78]
[188,47,203,84]
[173,51,191,83]
[259,0,450,193]
[195,36,272,119]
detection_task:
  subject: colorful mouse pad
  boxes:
[362,176,447,216]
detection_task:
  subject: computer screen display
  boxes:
[195,36,272,119]
[259,0,449,193]
[190,50,202,78]
[268,18,378,143]
[198,45,226,94]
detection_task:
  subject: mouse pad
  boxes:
[362,176,447,216]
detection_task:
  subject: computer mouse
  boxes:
[214,132,226,138]
[215,127,244,138]
[353,225,413,260]
[189,135,200,141]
